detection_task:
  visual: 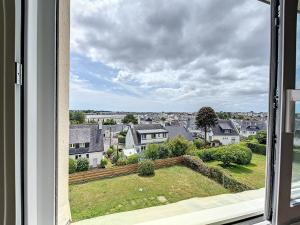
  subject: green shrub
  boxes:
[214,147,237,167]
[138,160,155,176]
[100,157,108,168]
[76,158,89,172]
[157,144,170,159]
[111,151,124,164]
[116,157,128,166]
[246,142,266,155]
[144,144,159,160]
[106,147,114,157]
[168,136,190,157]
[69,158,77,174]
[197,147,219,162]
[193,138,205,149]
[118,135,125,144]
[182,155,251,192]
[213,144,252,167]
[127,154,139,164]
[256,131,267,144]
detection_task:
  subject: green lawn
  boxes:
[206,154,266,189]
[69,165,229,221]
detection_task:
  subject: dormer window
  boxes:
[141,134,146,140]
[70,143,75,148]
[224,129,231,134]
[151,134,156,139]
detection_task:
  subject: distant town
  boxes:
[69,109,267,168]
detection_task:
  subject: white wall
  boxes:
[140,134,168,144]
[212,135,240,145]
[69,152,103,168]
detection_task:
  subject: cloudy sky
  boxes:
[70,0,270,112]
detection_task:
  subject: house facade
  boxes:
[69,124,104,168]
[238,120,267,137]
[207,120,240,146]
[125,124,168,153]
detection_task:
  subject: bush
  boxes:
[193,138,205,149]
[106,147,114,157]
[116,157,128,166]
[157,144,170,159]
[197,147,218,162]
[138,160,155,176]
[69,158,77,174]
[182,155,251,192]
[118,135,125,144]
[76,158,89,172]
[246,142,266,155]
[144,144,159,160]
[213,144,252,167]
[256,131,267,144]
[168,136,190,157]
[127,154,139,164]
[111,151,124,164]
[100,157,108,168]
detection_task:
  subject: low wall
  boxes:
[69,156,184,184]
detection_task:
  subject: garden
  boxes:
[69,131,267,221]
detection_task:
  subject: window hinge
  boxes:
[15,62,23,85]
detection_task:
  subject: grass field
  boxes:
[206,153,266,189]
[69,165,229,221]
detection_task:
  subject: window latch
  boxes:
[15,62,23,85]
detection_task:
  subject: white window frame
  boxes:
[79,143,85,148]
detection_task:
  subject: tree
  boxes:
[144,144,159,160]
[102,118,117,125]
[195,107,218,144]
[70,111,85,124]
[122,114,138,124]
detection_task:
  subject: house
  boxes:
[165,125,194,141]
[125,124,168,153]
[69,124,104,168]
[207,120,240,146]
[101,124,128,151]
[238,120,267,137]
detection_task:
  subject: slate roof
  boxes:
[211,120,239,136]
[239,120,267,132]
[165,125,194,141]
[69,124,104,155]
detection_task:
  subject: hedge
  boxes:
[246,142,266,155]
[138,160,155,176]
[182,155,251,192]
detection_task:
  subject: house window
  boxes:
[141,134,146,140]
[141,146,146,151]
[75,155,78,160]
[163,133,167,138]
[86,154,89,158]
[75,143,80,148]
[79,143,85,148]
[69,143,75,148]
[79,155,81,158]
[85,142,90,148]
[151,134,155,139]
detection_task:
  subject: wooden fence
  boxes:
[69,156,184,184]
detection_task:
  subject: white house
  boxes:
[207,120,240,146]
[69,124,104,168]
[238,120,267,138]
[125,124,168,153]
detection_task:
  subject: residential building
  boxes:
[206,120,240,146]
[69,124,104,168]
[125,124,168,153]
[238,120,267,137]
[165,125,194,141]
[85,114,126,124]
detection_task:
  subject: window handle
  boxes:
[286,89,300,133]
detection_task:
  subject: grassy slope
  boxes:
[206,153,266,189]
[70,165,229,221]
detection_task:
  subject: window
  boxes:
[70,143,75,148]
[141,146,146,151]
[151,134,156,139]
[79,143,85,148]
[75,155,78,160]
[85,142,90,148]
[86,154,89,158]
[163,133,167,138]
[141,134,146,140]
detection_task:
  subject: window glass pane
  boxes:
[291,2,300,205]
